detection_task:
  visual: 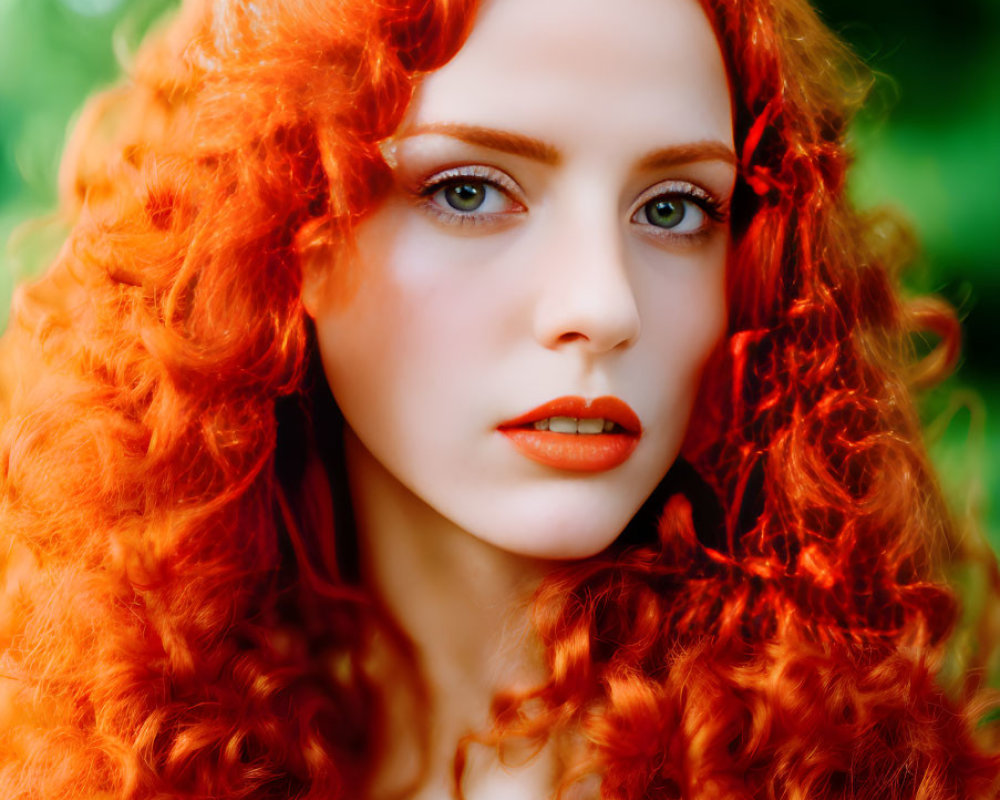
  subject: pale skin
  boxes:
[301,0,736,796]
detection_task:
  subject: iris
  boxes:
[444,182,487,211]
[645,196,685,228]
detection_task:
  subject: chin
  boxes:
[474,509,635,561]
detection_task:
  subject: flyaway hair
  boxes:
[0,0,998,798]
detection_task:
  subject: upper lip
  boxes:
[498,395,642,434]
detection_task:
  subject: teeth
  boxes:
[549,416,578,434]
[577,418,605,435]
[530,417,616,434]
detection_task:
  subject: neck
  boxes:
[343,428,558,799]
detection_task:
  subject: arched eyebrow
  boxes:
[397,123,736,171]
[400,123,561,165]
[635,141,736,171]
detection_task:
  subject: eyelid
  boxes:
[416,165,525,203]
[629,179,727,223]
[410,164,527,228]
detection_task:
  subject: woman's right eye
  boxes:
[432,180,511,214]
[417,167,525,225]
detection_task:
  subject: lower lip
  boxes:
[499,429,639,472]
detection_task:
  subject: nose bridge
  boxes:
[532,190,641,354]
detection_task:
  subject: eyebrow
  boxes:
[635,141,737,171]
[401,123,562,165]
[398,123,736,171]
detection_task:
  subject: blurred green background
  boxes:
[1,0,999,545]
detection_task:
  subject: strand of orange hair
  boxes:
[0,0,997,798]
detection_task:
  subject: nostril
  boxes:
[557,332,588,344]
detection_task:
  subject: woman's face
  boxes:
[304,0,735,559]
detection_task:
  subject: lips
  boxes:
[497,395,642,472]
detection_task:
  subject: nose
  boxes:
[532,217,641,355]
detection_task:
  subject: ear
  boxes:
[298,216,338,318]
[300,246,328,320]
[298,221,362,316]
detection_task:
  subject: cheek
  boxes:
[311,227,516,459]
[629,240,728,449]
[637,240,728,368]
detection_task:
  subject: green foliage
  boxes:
[0,0,177,307]
[813,0,1000,549]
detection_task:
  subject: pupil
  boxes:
[446,183,486,211]
[647,198,684,228]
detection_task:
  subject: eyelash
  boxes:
[629,181,728,244]
[416,165,525,228]
[414,167,727,239]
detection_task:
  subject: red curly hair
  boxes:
[0,0,997,798]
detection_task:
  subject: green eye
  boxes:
[444,182,487,212]
[633,191,710,236]
[421,168,525,223]
[644,197,686,228]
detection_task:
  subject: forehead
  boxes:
[405,0,733,153]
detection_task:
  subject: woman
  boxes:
[0,0,996,797]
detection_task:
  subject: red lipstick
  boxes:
[497,396,642,472]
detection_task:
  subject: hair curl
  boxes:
[0,0,997,798]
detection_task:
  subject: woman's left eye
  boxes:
[630,181,724,238]
[632,194,706,234]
